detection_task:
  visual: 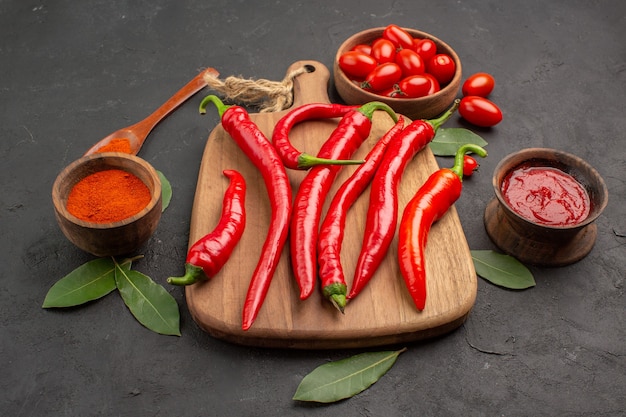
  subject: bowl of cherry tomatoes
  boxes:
[334,25,462,120]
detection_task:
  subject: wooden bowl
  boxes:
[334,27,462,120]
[484,148,608,267]
[52,152,162,257]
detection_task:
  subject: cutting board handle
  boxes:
[286,60,333,109]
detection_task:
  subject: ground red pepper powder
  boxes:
[95,138,132,153]
[66,169,151,223]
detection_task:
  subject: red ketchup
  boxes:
[501,165,590,226]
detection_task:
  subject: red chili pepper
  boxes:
[167,169,246,286]
[398,144,487,310]
[272,103,366,169]
[347,100,460,300]
[463,154,479,177]
[199,95,292,331]
[291,101,398,300]
[317,117,405,312]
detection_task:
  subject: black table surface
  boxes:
[2,1,625,416]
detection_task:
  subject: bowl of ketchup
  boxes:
[484,148,608,267]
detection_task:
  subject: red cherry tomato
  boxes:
[397,75,434,98]
[395,49,425,77]
[427,53,456,85]
[414,38,437,61]
[361,62,403,92]
[338,51,378,79]
[371,38,397,64]
[423,73,441,94]
[459,96,503,127]
[379,86,405,98]
[352,44,372,55]
[463,155,479,177]
[382,24,414,49]
[462,72,495,97]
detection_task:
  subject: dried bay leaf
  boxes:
[42,257,130,308]
[471,250,536,289]
[114,260,180,336]
[157,170,172,212]
[293,348,407,403]
[430,128,488,156]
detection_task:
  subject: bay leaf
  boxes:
[471,250,536,289]
[157,170,172,212]
[293,348,407,403]
[42,257,130,308]
[430,128,488,156]
[114,260,181,336]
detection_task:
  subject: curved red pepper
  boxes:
[200,95,292,331]
[348,100,459,300]
[291,101,398,300]
[272,103,365,169]
[317,117,405,311]
[398,144,487,310]
[167,169,246,286]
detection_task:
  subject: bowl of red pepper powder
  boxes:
[52,152,162,257]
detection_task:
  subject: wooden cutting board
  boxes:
[185,60,477,349]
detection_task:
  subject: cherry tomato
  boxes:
[395,49,425,77]
[423,73,441,94]
[382,24,414,49]
[397,75,434,98]
[463,155,479,177]
[361,62,403,92]
[462,72,495,97]
[371,38,397,64]
[414,38,437,61]
[379,86,405,98]
[459,96,503,127]
[427,53,456,85]
[352,44,372,55]
[338,51,378,79]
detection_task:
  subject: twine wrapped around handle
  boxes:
[202,66,309,113]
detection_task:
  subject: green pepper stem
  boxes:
[330,294,346,314]
[451,143,488,180]
[429,98,460,131]
[322,283,347,313]
[297,154,365,169]
[166,263,207,286]
[358,101,399,123]
[199,94,231,117]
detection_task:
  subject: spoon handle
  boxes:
[128,67,220,151]
[85,67,219,156]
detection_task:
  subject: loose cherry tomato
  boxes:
[427,53,456,85]
[361,62,403,92]
[338,51,378,79]
[352,44,372,55]
[382,24,414,49]
[462,72,495,97]
[397,75,434,98]
[463,155,479,177]
[395,49,425,77]
[414,38,437,61]
[371,38,397,64]
[459,96,503,127]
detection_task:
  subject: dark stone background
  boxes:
[1,1,624,415]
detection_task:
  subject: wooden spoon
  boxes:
[84,67,219,156]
